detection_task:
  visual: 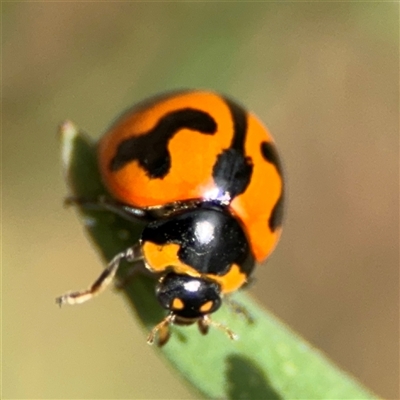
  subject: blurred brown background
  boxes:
[3,3,398,399]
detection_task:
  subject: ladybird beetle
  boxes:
[56,90,284,345]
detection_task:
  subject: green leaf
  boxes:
[59,121,377,399]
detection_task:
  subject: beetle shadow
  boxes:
[225,355,282,400]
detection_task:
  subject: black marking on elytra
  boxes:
[260,141,283,175]
[212,98,253,199]
[261,141,284,231]
[110,108,217,178]
[269,192,284,231]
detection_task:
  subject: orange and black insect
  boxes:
[57,90,284,345]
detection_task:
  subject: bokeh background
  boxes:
[3,2,398,399]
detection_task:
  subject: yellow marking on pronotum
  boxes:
[143,242,248,294]
[211,264,247,294]
[143,242,201,277]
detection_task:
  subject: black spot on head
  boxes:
[211,97,253,199]
[261,141,284,231]
[110,108,217,179]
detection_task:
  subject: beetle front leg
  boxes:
[56,244,143,306]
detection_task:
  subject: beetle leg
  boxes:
[224,297,254,324]
[147,314,175,346]
[56,244,142,306]
[198,315,238,341]
[65,195,153,222]
[114,261,156,290]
